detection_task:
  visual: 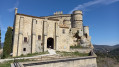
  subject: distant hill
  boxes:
[93,44,119,53]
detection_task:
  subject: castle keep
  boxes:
[12,8,93,57]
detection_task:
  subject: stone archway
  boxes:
[47,38,54,49]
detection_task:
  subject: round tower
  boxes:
[72,10,83,29]
[83,26,89,37]
[72,10,83,36]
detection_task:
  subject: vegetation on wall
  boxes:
[56,51,89,57]
[73,30,82,47]
[2,27,13,58]
[74,30,80,42]
[70,45,88,49]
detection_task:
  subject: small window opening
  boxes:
[78,36,81,39]
[36,20,37,24]
[24,37,27,42]
[38,35,41,40]
[41,43,43,46]
[62,29,65,34]
[23,48,26,51]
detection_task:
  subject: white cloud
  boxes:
[8,0,19,12]
[69,0,119,13]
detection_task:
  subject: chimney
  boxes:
[15,8,18,15]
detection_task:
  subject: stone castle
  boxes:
[12,8,93,57]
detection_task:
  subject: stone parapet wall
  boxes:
[15,56,97,67]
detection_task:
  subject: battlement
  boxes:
[54,11,63,15]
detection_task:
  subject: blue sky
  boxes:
[0,0,119,45]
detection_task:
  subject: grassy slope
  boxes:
[0,61,13,67]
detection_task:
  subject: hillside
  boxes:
[94,44,119,67]
[93,44,119,53]
[109,48,119,61]
[109,47,119,55]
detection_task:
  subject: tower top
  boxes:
[73,10,82,14]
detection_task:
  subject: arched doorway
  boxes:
[47,38,54,49]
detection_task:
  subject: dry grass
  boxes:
[97,57,119,67]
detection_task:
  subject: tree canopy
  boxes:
[0,28,1,49]
[3,27,13,58]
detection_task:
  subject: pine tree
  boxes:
[3,27,13,58]
[0,28,1,49]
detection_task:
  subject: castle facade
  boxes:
[12,8,93,57]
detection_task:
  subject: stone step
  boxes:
[48,49,56,55]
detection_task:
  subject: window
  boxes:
[84,34,88,38]
[24,37,27,42]
[62,29,65,34]
[36,20,37,24]
[23,48,26,51]
[38,35,41,40]
[41,43,43,46]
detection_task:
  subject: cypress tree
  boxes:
[3,27,13,58]
[0,28,1,49]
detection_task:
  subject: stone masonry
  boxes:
[12,8,93,57]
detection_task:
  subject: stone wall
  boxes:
[70,48,92,53]
[17,56,97,67]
